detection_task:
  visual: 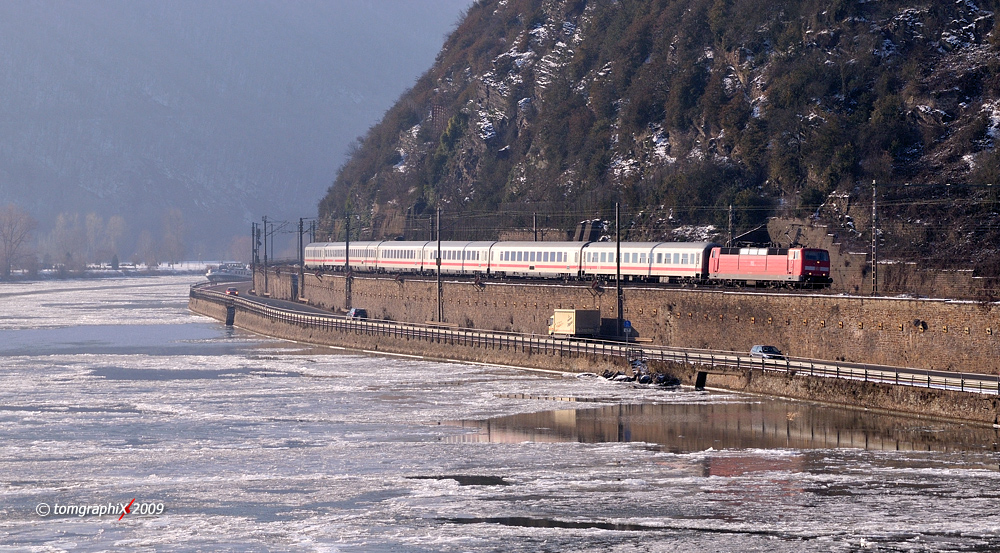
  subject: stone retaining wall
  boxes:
[258,270,1000,374]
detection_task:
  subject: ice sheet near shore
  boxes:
[1,275,998,552]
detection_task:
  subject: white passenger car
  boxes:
[488,241,586,278]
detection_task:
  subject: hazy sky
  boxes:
[0,0,472,259]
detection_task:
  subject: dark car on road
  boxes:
[347,308,367,319]
[225,287,239,296]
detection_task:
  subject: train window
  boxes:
[600,252,606,263]
[574,252,579,263]
[682,253,689,265]
[673,253,679,264]
[515,251,521,262]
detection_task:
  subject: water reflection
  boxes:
[448,400,1000,455]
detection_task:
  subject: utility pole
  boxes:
[436,207,443,323]
[345,213,351,310]
[871,180,878,296]
[298,218,305,301]
[728,204,734,247]
[250,222,257,295]
[533,212,537,241]
[262,216,269,296]
[616,202,623,339]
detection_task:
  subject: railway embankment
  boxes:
[191,276,1000,426]
[262,269,1000,374]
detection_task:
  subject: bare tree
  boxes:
[135,229,158,268]
[50,212,84,270]
[85,212,104,262]
[160,208,186,265]
[0,204,37,278]
[105,215,126,260]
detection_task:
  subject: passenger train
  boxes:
[303,240,832,286]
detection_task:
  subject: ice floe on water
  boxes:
[1,275,999,551]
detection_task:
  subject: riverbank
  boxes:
[190,287,1000,427]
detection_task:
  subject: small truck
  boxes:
[547,309,601,338]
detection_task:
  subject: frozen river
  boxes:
[1,275,999,552]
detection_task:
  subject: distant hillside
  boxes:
[0,0,468,261]
[319,0,999,271]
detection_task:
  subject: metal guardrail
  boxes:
[191,285,1000,396]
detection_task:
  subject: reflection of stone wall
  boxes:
[256,269,1000,374]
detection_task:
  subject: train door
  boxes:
[787,249,798,275]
